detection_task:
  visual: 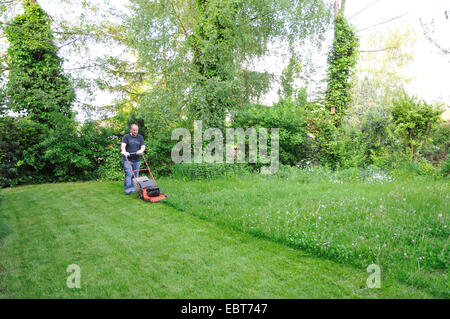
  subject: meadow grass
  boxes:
[0,181,435,298]
[160,170,449,298]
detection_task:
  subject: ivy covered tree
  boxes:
[325,10,359,126]
[4,0,75,127]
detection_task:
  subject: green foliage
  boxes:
[279,57,302,101]
[4,0,75,127]
[96,143,123,181]
[231,100,310,166]
[325,14,359,125]
[330,91,445,171]
[391,93,441,161]
[0,0,122,188]
[22,117,114,183]
[301,102,338,167]
[0,115,120,187]
[127,0,331,129]
[331,105,394,168]
[143,128,177,177]
[0,116,46,186]
[440,155,450,177]
[188,0,241,129]
[422,123,450,164]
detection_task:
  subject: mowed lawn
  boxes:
[0,180,440,298]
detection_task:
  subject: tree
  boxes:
[324,7,359,125]
[126,0,332,130]
[1,0,134,120]
[391,93,441,161]
[4,0,75,127]
[347,23,419,140]
[278,56,302,101]
[357,24,418,96]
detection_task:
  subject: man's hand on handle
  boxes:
[136,149,144,155]
[122,151,130,157]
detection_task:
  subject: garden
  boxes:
[0,0,448,299]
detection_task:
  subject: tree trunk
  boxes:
[334,0,346,18]
[341,0,346,13]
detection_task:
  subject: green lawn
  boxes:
[0,177,445,298]
[160,172,449,298]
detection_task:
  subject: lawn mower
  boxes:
[125,152,168,203]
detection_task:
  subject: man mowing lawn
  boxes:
[121,124,146,195]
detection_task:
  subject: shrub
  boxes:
[330,125,367,168]
[0,116,46,186]
[439,155,450,177]
[391,93,441,161]
[301,103,338,168]
[96,142,123,181]
[145,129,177,177]
[231,100,310,167]
[422,123,450,164]
[22,117,114,183]
[331,104,395,169]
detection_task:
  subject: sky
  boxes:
[347,0,450,105]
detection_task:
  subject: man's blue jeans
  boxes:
[124,159,140,194]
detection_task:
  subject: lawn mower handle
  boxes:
[124,151,157,184]
[128,151,139,156]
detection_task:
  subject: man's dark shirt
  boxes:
[122,133,145,161]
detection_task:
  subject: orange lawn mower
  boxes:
[125,152,168,203]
